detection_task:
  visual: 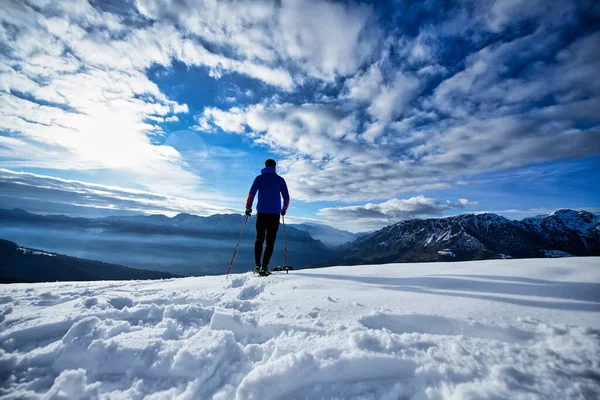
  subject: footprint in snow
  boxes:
[238,285,264,300]
[108,297,134,310]
[230,276,247,289]
[82,298,98,308]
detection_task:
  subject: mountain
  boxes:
[0,209,331,275]
[0,239,177,283]
[521,209,600,255]
[5,209,315,242]
[1,258,598,399]
[338,209,600,265]
[290,222,359,247]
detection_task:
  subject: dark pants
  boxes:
[255,213,280,268]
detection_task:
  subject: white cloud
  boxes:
[414,115,600,173]
[0,168,231,217]
[479,0,576,32]
[198,67,600,204]
[136,0,381,82]
[277,157,459,203]
[344,64,383,102]
[0,0,296,198]
[0,0,200,195]
[318,195,479,228]
[200,107,247,134]
[275,0,379,81]
[447,198,480,208]
[368,71,422,122]
[1,0,598,215]
[199,103,363,160]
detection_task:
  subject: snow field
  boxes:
[1,258,600,399]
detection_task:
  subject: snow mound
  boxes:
[1,258,600,399]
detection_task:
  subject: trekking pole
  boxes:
[282,215,289,274]
[226,214,249,276]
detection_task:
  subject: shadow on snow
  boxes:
[296,272,600,312]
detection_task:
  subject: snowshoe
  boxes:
[271,266,293,272]
[259,269,271,277]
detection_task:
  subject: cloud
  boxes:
[196,4,600,204]
[199,93,600,204]
[199,103,364,160]
[1,0,599,217]
[476,0,578,32]
[0,0,202,195]
[0,0,296,198]
[344,64,383,102]
[135,0,381,82]
[0,169,231,217]
[446,199,480,208]
[367,71,422,122]
[318,195,479,228]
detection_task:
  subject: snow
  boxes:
[549,210,600,233]
[17,247,56,257]
[525,210,600,236]
[437,250,456,257]
[1,258,600,399]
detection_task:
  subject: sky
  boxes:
[0,0,599,232]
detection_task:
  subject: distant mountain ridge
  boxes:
[0,239,177,283]
[339,209,600,264]
[0,209,316,242]
[2,208,598,276]
[289,222,359,247]
[0,209,331,275]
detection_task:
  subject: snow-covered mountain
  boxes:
[290,222,359,247]
[521,209,600,254]
[340,210,600,265]
[1,258,599,399]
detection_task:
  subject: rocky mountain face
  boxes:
[339,210,600,265]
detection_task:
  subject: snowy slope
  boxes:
[1,258,599,399]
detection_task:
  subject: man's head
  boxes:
[265,159,276,168]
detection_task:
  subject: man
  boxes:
[245,159,290,276]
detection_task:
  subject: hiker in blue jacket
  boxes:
[245,159,290,276]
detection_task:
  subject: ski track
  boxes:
[1,258,600,399]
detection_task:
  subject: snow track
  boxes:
[1,258,599,399]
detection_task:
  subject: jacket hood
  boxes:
[261,167,276,174]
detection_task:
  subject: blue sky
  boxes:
[0,0,599,231]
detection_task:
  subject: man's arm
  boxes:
[281,178,290,215]
[246,176,260,210]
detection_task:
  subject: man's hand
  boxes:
[281,210,286,216]
[245,208,252,216]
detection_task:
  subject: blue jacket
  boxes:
[246,167,290,214]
